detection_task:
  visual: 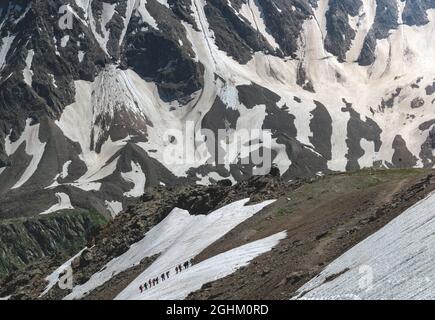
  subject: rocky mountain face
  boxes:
[0,209,106,277]
[0,0,434,220]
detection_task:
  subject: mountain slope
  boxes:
[0,168,434,300]
[294,189,435,300]
[0,1,434,218]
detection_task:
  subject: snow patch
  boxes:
[5,119,47,189]
[23,49,34,87]
[60,35,70,48]
[121,161,146,198]
[64,198,275,300]
[346,0,377,62]
[0,33,15,71]
[239,0,279,50]
[40,193,74,215]
[88,2,116,54]
[119,0,136,49]
[358,138,376,169]
[60,160,72,179]
[121,231,287,300]
[105,200,123,218]
[48,73,58,88]
[78,50,85,62]
[136,0,158,30]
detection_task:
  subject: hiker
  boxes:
[178,264,183,272]
[161,273,165,281]
[184,261,189,269]
[175,266,179,274]
[139,285,143,293]
[156,277,159,285]
[144,282,148,291]
[166,271,170,278]
[149,279,152,287]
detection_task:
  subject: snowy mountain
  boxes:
[0,0,435,219]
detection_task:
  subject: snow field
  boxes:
[294,192,435,300]
[64,198,276,300]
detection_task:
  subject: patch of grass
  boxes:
[348,168,428,178]
[276,208,288,217]
[285,168,431,209]
[0,208,108,226]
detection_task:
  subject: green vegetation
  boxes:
[273,168,432,219]
[0,209,108,279]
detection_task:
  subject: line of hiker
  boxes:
[139,259,193,293]
[176,260,192,274]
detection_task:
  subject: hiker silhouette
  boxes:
[140,259,198,292]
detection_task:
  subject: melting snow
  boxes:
[74,0,90,15]
[60,160,72,179]
[55,70,142,191]
[358,138,376,169]
[346,0,377,62]
[119,231,287,300]
[136,0,158,30]
[60,35,70,48]
[47,160,72,188]
[0,33,15,71]
[105,200,123,218]
[78,50,85,62]
[294,192,435,300]
[239,0,280,50]
[121,161,146,198]
[23,49,34,87]
[64,198,275,300]
[40,193,74,215]
[119,0,136,48]
[48,73,58,88]
[5,119,47,189]
[4,0,434,193]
